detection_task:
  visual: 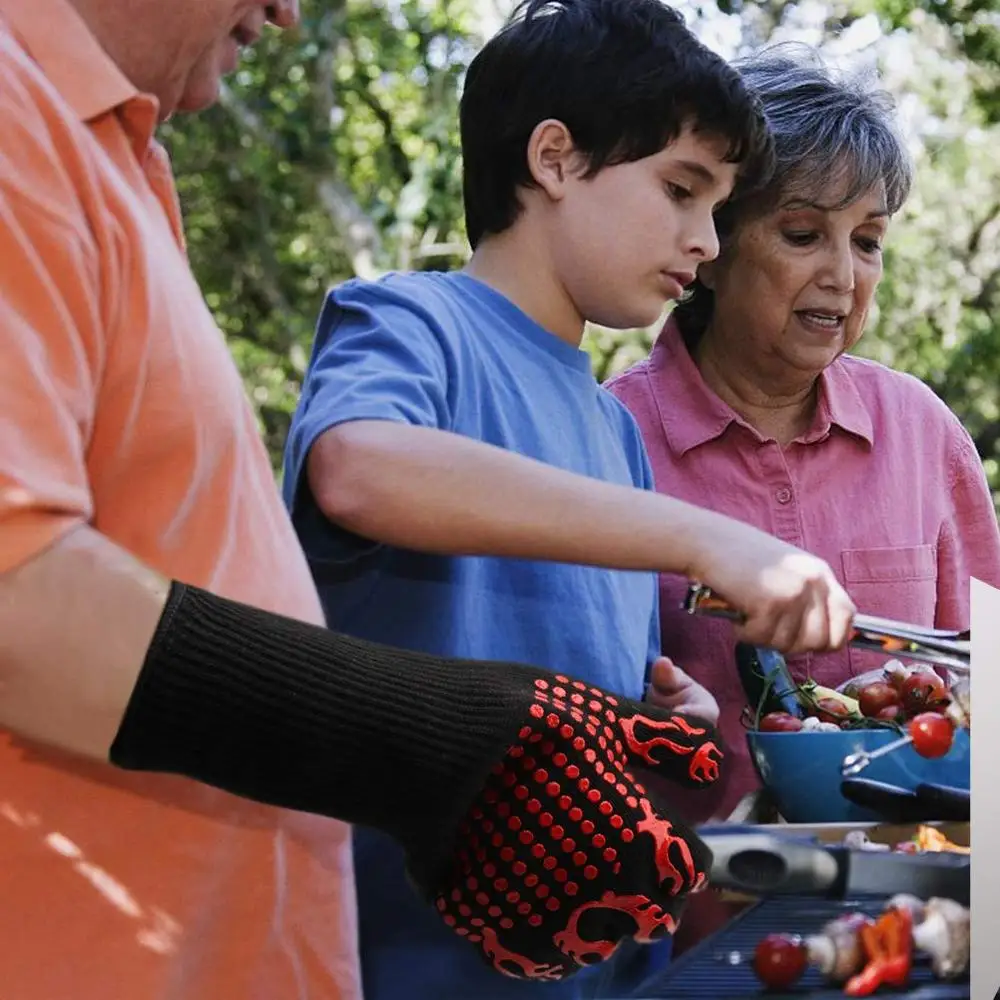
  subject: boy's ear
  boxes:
[697,261,718,290]
[526,119,582,200]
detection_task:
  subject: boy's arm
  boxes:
[310,420,854,654]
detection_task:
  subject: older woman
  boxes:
[606,46,1000,826]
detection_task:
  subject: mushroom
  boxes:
[804,912,872,983]
[912,897,970,980]
[886,894,927,923]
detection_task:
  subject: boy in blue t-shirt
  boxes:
[283,1,856,997]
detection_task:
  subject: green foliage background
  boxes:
[160,0,1000,508]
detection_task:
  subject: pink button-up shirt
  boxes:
[605,317,1000,822]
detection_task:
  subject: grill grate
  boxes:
[633,895,969,999]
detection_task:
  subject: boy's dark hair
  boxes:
[459,0,774,249]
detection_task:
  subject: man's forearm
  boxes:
[0,526,169,759]
[311,420,737,577]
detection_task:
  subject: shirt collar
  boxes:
[0,0,159,145]
[647,315,874,456]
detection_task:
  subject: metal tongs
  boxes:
[682,583,970,675]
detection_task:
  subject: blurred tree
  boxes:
[162,0,1000,510]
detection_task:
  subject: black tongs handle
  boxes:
[683,584,970,673]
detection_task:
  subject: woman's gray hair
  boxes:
[675,43,914,339]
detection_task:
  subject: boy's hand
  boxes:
[645,657,719,726]
[693,531,855,656]
[430,671,723,981]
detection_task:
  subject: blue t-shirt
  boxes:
[283,271,669,1000]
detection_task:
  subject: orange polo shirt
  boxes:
[0,1,361,997]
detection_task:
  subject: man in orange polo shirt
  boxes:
[0,0,858,995]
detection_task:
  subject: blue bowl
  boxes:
[746,727,970,824]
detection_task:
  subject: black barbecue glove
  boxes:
[111,582,723,982]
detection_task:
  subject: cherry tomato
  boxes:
[815,697,851,725]
[901,671,947,715]
[858,681,900,718]
[909,712,954,758]
[876,704,904,722]
[759,712,804,733]
[754,933,807,990]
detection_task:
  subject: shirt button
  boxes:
[775,487,792,504]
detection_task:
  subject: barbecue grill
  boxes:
[633,895,969,999]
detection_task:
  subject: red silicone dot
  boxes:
[507,891,520,903]
[572,693,585,704]
[551,826,565,840]
[595,761,605,775]
[501,847,515,862]
[492,834,503,848]
[515,786,530,801]
[555,675,570,684]
[554,687,567,698]
[610,815,624,830]
[603,773,616,785]
[560,724,574,739]
[573,852,587,866]
[532,844,545,859]
[573,737,586,752]
[509,746,524,759]
[539,813,554,827]
[547,714,560,729]
[562,838,576,852]
[518,903,532,915]
[579,779,590,792]
[488,906,502,918]
[581,820,595,835]
[459,904,472,917]
[555,868,568,882]
[573,681,587,691]
[616,783,628,795]
[534,769,549,784]
[494,878,509,892]
[521,757,536,771]
[565,765,581,780]
[599,801,613,816]
[527,799,542,814]
[536,885,549,899]
[587,789,601,803]
[471,917,484,927]
[526,875,539,887]
[497,803,511,818]
[508,817,522,832]
[503,772,517,788]
[603,848,618,862]
[501,918,514,930]
[513,861,527,876]
[535,679,549,690]
[558,796,572,810]
[466,877,478,891]
[444,914,456,926]
[456,928,469,936]
[615,741,624,754]
[543,856,558,870]
[571,711,585,723]
[586,725,598,737]
[598,737,607,750]
[635,784,646,795]
[568,808,583,823]
[519,830,534,845]
[553,753,568,767]
[476,892,489,906]
[529,704,545,719]
[546,782,560,797]
[593,834,606,848]
[529,733,543,743]
[566,882,579,895]
[546,897,560,911]
[529,915,543,927]
[622,829,635,843]
[613,863,622,875]
[584,866,598,880]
